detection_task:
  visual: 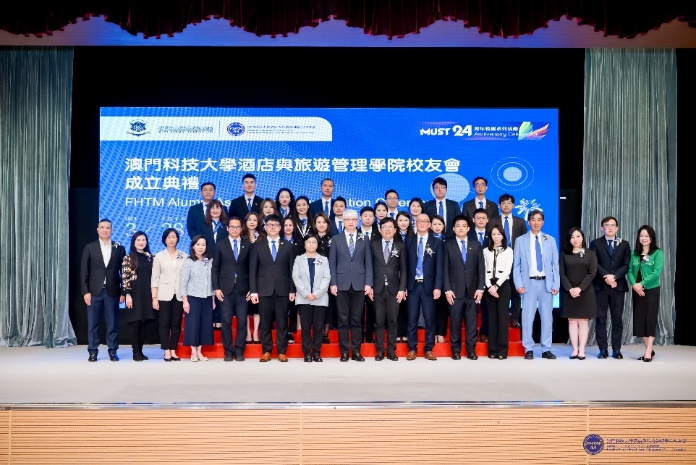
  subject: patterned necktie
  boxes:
[324,201,329,216]
[478,232,484,245]
[504,216,511,245]
[247,198,252,212]
[438,201,444,218]
[349,234,355,257]
[479,201,483,209]
[535,235,543,272]
[271,240,277,261]
[338,220,343,233]
[461,240,467,264]
[416,237,424,277]
[233,239,239,260]
[608,240,614,257]
[384,240,390,263]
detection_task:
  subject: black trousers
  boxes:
[435,294,449,336]
[595,288,626,351]
[298,304,326,354]
[336,288,365,354]
[449,296,477,354]
[220,289,249,357]
[259,294,289,354]
[158,297,183,350]
[508,275,522,322]
[128,320,145,352]
[373,289,399,354]
[363,296,375,340]
[485,284,511,357]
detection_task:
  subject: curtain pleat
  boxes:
[0,46,76,347]
[582,49,677,347]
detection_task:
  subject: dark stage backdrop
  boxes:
[67,47,690,345]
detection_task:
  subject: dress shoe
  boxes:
[304,354,313,363]
[577,355,586,360]
[236,354,245,362]
[466,352,478,360]
[198,354,209,361]
[541,351,556,360]
[451,353,461,360]
[88,354,97,362]
[387,353,398,361]
[170,355,181,361]
[488,354,497,359]
[252,339,260,344]
[109,353,119,362]
[612,350,623,359]
[246,339,252,345]
[351,353,365,362]
[260,352,272,362]
[340,352,349,362]
[375,352,384,361]
[278,354,289,362]
[569,354,578,359]
[406,350,417,361]
[424,351,437,361]
[638,350,655,361]
[288,336,295,344]
[313,353,323,363]
[139,352,149,361]
[133,353,144,362]
[224,353,235,362]
[524,351,534,360]
[598,350,608,359]
[164,357,172,362]
[497,355,507,360]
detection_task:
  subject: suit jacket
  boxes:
[292,253,332,306]
[588,237,631,292]
[228,194,262,220]
[359,226,381,242]
[329,231,374,291]
[488,214,527,248]
[371,238,408,294]
[462,198,499,221]
[512,232,560,293]
[151,249,188,301]
[80,239,126,297]
[249,237,296,297]
[423,198,461,232]
[212,237,251,295]
[202,222,227,256]
[442,237,485,298]
[186,202,207,239]
[406,233,443,293]
[468,229,490,248]
[309,198,335,221]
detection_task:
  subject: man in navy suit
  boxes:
[213,217,251,362]
[186,182,216,240]
[512,209,560,360]
[80,219,126,362]
[589,216,631,359]
[444,215,485,360]
[329,196,347,237]
[329,209,374,361]
[309,177,336,220]
[228,173,263,220]
[249,214,296,362]
[462,176,499,221]
[423,176,462,233]
[405,213,443,361]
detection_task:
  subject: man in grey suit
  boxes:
[329,209,374,361]
[423,176,462,234]
[512,209,560,360]
[370,217,407,361]
[489,193,527,328]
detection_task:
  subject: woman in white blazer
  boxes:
[482,224,514,359]
[292,234,332,362]
[151,228,188,361]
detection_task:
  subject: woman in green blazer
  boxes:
[627,225,664,362]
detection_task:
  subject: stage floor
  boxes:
[2,343,696,406]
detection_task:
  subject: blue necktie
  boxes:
[478,232,484,245]
[247,198,252,212]
[504,216,511,245]
[535,235,543,272]
[608,240,614,257]
[438,201,444,218]
[301,218,306,226]
[365,231,369,240]
[271,240,277,261]
[390,212,395,219]
[349,234,355,257]
[338,220,343,233]
[324,201,329,216]
[233,239,239,260]
[479,201,483,209]
[416,237,424,277]
[461,240,467,264]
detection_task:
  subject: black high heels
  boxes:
[638,350,655,362]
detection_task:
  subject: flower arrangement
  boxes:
[314,258,324,266]
[390,248,400,258]
[641,253,650,263]
[578,248,585,258]
[542,234,549,242]
[176,251,185,260]
[614,238,622,246]
[113,241,121,248]
[424,244,434,256]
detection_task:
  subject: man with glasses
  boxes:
[249,214,296,362]
[329,209,374,362]
[212,217,251,362]
[384,189,401,219]
[589,216,631,359]
[462,176,499,221]
[424,176,461,233]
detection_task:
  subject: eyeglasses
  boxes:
[228,225,242,229]
[603,224,618,228]
[386,196,399,200]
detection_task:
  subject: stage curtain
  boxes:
[0,47,76,348]
[582,48,677,347]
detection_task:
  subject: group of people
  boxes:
[80,174,664,364]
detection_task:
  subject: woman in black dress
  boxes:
[122,231,156,361]
[283,215,305,343]
[559,227,597,360]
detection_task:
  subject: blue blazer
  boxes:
[512,232,560,293]
[329,231,374,291]
[186,202,207,239]
[406,233,443,293]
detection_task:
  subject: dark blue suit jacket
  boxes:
[186,202,207,239]
[406,233,443,294]
[589,237,631,292]
[423,198,461,232]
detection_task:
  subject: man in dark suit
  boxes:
[309,177,336,220]
[329,196,347,237]
[589,216,631,359]
[370,217,407,361]
[443,215,485,360]
[249,214,296,362]
[80,219,126,362]
[462,176,499,221]
[186,181,216,240]
[213,216,251,362]
[423,176,462,233]
[489,193,527,328]
[329,209,374,362]
[405,213,443,361]
[228,173,263,220]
